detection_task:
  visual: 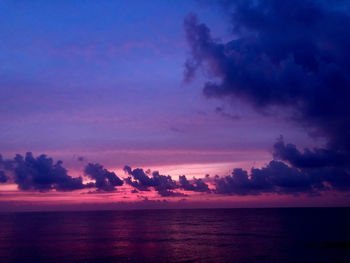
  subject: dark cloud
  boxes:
[0,153,126,193]
[1,150,348,197]
[272,138,350,192]
[156,189,187,197]
[273,138,350,169]
[124,166,185,197]
[7,153,89,192]
[184,0,350,150]
[179,175,210,192]
[124,166,211,196]
[215,160,315,195]
[0,171,8,183]
[0,153,129,192]
[124,166,154,191]
[152,171,187,197]
[184,0,350,193]
[84,163,123,192]
[213,137,350,196]
[0,155,10,183]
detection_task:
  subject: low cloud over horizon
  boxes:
[1,0,350,209]
[1,136,349,199]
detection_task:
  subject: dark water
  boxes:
[0,208,349,263]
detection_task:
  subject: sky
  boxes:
[1,0,350,211]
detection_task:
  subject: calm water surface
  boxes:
[0,208,349,263]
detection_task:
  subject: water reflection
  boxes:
[0,208,349,262]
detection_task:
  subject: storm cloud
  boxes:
[184,0,350,193]
[184,0,350,147]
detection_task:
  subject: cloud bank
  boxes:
[123,166,212,196]
[185,1,350,147]
[0,153,211,196]
[0,153,124,192]
[183,0,350,194]
[1,147,349,197]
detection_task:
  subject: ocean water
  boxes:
[0,208,349,263]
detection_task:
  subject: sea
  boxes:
[0,208,349,263]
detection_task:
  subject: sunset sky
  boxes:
[1,0,350,211]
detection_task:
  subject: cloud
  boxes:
[184,1,350,150]
[123,166,154,191]
[184,0,350,193]
[3,152,90,192]
[179,175,210,192]
[124,165,212,196]
[0,171,8,183]
[124,166,186,197]
[84,163,123,192]
[1,154,200,196]
[273,138,350,168]
[0,153,125,193]
[214,161,312,195]
[213,137,350,196]
[0,149,348,197]
[272,138,350,191]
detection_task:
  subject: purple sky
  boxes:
[1,0,349,210]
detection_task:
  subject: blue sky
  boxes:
[0,1,311,164]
